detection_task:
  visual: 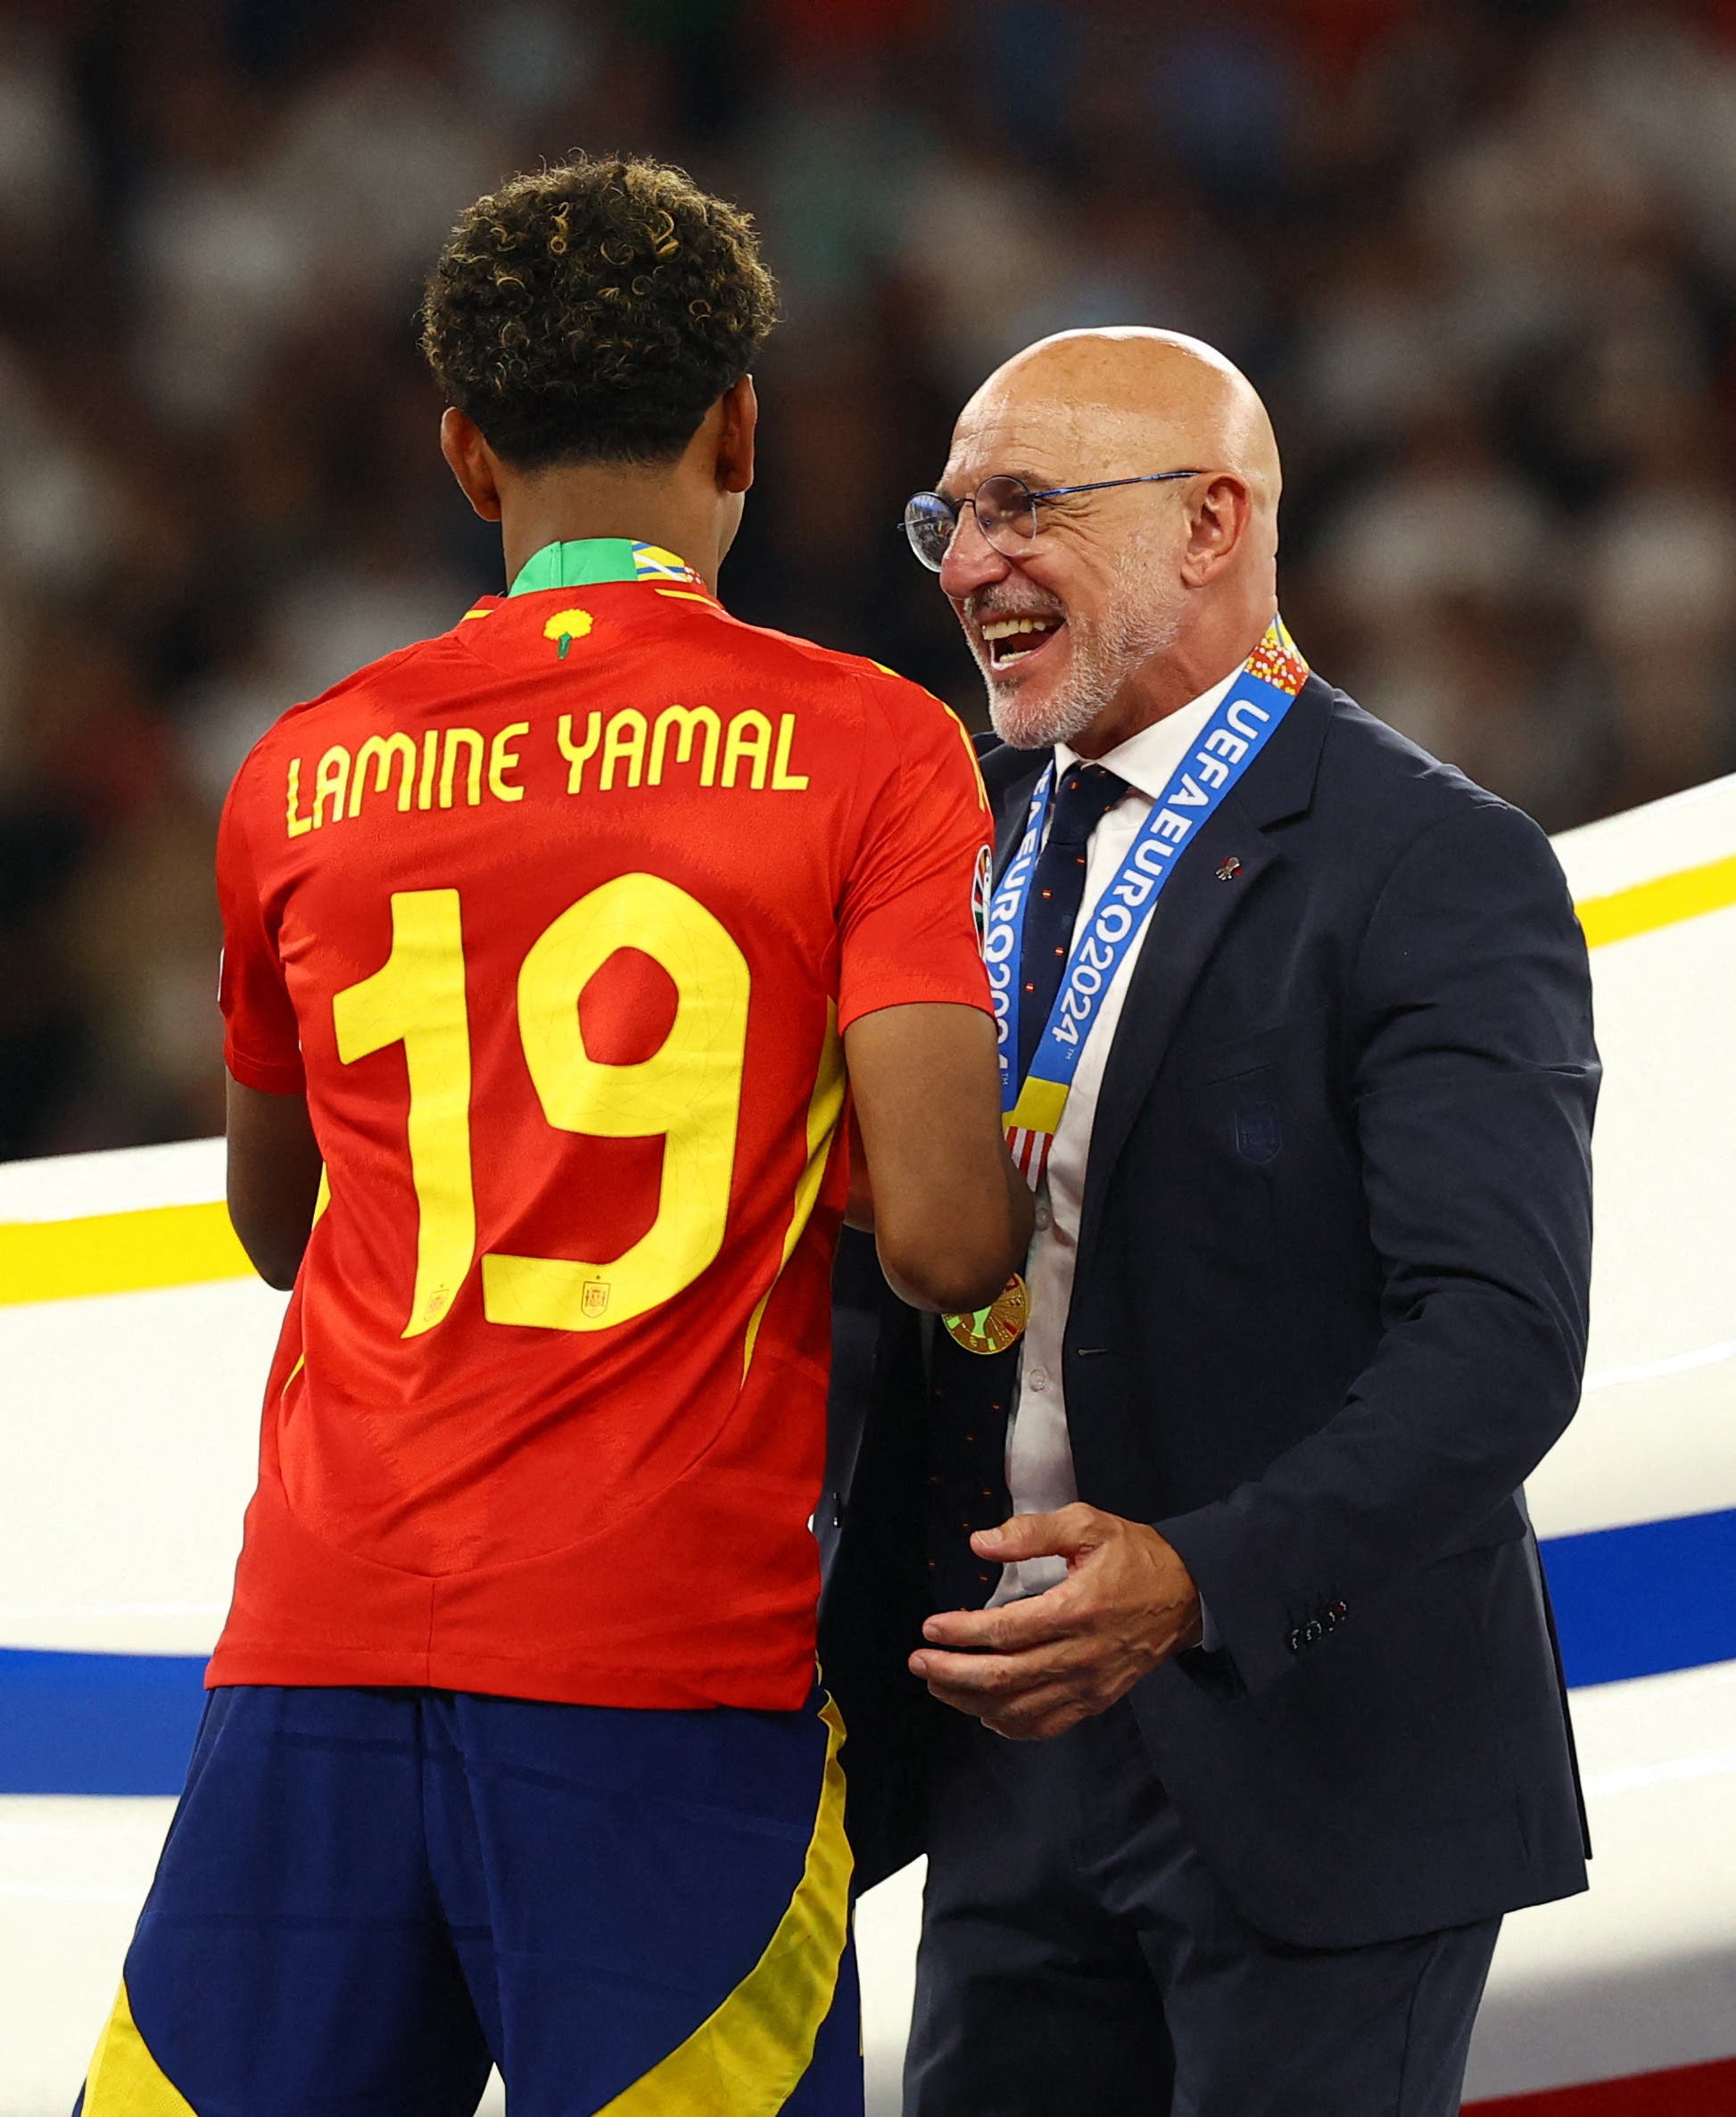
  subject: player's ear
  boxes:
[440,407,504,523]
[715,374,756,497]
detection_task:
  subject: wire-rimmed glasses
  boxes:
[902,470,1203,572]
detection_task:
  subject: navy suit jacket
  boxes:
[818,673,1598,1949]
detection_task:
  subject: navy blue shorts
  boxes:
[76,1683,861,2116]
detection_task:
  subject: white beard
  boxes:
[986,542,1184,750]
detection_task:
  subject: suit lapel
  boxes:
[1075,789,1274,1261]
[1074,674,1334,1263]
[973,673,1334,1267]
[986,748,1046,883]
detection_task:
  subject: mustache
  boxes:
[965,590,1067,625]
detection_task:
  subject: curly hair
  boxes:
[421,155,779,469]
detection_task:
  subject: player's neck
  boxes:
[499,468,725,594]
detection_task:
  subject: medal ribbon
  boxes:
[987,615,1310,1188]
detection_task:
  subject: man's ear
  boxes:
[1180,473,1252,587]
[440,407,504,523]
[715,374,757,496]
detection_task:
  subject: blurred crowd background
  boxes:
[2,0,1734,1158]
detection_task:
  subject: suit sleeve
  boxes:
[836,677,995,1033]
[1155,798,1599,1694]
[216,765,306,1096]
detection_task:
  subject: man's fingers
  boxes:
[908,1647,1033,1699]
[981,1685,1092,1741]
[911,1639,1124,1739]
[970,1502,1100,1565]
[921,1584,1079,1652]
[909,1642,1079,1703]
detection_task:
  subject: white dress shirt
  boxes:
[988,669,1239,1606]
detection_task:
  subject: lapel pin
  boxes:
[1215,855,1243,881]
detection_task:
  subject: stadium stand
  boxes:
[4,0,1736,1165]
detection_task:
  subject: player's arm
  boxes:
[215,762,318,1291]
[845,1003,1031,1313]
[226,1077,321,1291]
[838,674,1030,1311]
[843,1106,875,1231]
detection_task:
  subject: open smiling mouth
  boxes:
[981,615,1066,672]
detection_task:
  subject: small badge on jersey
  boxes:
[971,842,994,957]
[544,609,594,659]
[581,1280,611,1319]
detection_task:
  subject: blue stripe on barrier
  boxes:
[0,1509,1732,1795]
[1542,1506,1736,1689]
[0,1649,208,1796]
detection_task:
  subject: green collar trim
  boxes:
[506,538,702,595]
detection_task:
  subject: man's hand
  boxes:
[909,1505,1203,1741]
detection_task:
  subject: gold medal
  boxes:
[942,1274,1029,1356]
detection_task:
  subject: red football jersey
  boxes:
[211,538,991,1710]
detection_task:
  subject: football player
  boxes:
[78,154,1026,2117]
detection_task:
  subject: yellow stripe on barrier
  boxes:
[1575,853,1736,951]
[4,852,1735,1310]
[0,1200,252,1307]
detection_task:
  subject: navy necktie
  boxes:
[926,757,1128,1612]
[1016,763,1129,1087]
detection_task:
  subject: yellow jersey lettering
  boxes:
[439,727,484,808]
[488,722,530,804]
[291,704,816,829]
[721,709,772,790]
[649,704,720,787]
[351,732,417,817]
[558,712,602,793]
[286,757,315,838]
[312,745,351,830]
[599,709,648,792]
[771,714,809,791]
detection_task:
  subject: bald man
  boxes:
[816,332,1597,2115]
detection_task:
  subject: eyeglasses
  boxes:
[902,470,1202,572]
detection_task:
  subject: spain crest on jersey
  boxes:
[972,842,994,956]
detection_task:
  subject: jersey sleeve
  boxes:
[216,758,306,1095]
[836,675,995,1033]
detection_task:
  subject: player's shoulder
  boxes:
[710,609,975,754]
[716,610,925,698]
[226,629,468,794]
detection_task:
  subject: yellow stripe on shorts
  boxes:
[81,1981,197,2116]
[598,1693,854,2116]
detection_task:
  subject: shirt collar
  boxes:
[1055,664,1240,806]
[507,538,706,595]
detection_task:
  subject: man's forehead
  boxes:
[941,389,1143,493]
